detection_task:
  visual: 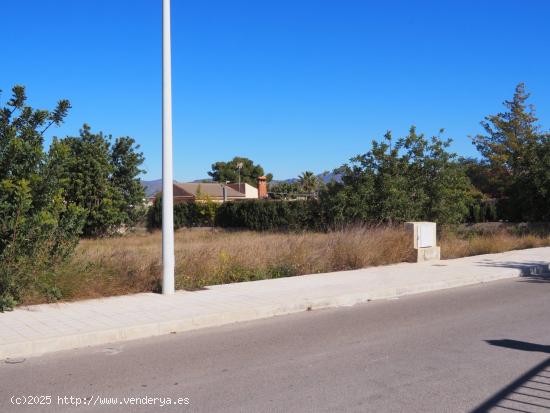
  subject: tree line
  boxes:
[205,84,550,227]
[0,85,144,310]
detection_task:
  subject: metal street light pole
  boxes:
[162,0,175,294]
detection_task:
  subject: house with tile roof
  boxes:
[149,177,268,204]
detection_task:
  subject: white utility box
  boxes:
[404,222,440,262]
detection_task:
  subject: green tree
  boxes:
[458,157,501,198]
[51,125,145,236]
[208,156,273,186]
[472,83,549,220]
[537,138,550,220]
[298,171,319,193]
[321,127,473,225]
[111,136,146,228]
[51,126,123,236]
[269,181,302,199]
[0,85,85,310]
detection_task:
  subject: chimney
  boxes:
[257,176,268,199]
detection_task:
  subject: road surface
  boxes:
[1,275,549,412]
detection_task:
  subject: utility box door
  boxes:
[418,223,436,248]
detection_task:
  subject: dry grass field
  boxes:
[20,224,550,305]
[441,224,550,258]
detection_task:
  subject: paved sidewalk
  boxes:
[1,247,549,360]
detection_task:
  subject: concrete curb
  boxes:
[2,257,548,360]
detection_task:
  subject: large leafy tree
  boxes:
[111,136,146,227]
[0,86,85,310]
[321,127,473,225]
[472,83,550,220]
[51,125,145,236]
[208,156,273,186]
[458,157,500,198]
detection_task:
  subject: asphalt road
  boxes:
[1,276,550,413]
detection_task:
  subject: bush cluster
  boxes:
[320,127,474,226]
[216,200,324,231]
[468,199,499,223]
[1,85,145,310]
[147,199,327,231]
[1,86,85,310]
[147,195,219,230]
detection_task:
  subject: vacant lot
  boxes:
[20,224,550,305]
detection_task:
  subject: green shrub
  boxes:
[48,125,146,237]
[147,195,220,230]
[319,127,474,226]
[215,200,324,231]
[468,199,499,223]
[0,86,86,311]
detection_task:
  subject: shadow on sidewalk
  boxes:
[473,259,550,283]
[470,340,550,412]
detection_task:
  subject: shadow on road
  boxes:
[486,340,550,354]
[470,340,550,412]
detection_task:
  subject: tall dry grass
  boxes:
[19,224,550,305]
[22,227,412,304]
[440,224,550,258]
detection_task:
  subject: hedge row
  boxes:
[148,197,495,232]
[215,200,324,231]
[147,198,326,231]
[147,196,217,230]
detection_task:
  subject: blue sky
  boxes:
[3,0,549,181]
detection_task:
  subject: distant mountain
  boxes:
[141,179,163,197]
[317,171,343,184]
[272,171,342,185]
[141,178,213,197]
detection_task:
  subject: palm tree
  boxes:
[298,171,319,193]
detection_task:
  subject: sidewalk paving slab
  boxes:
[1,247,549,360]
